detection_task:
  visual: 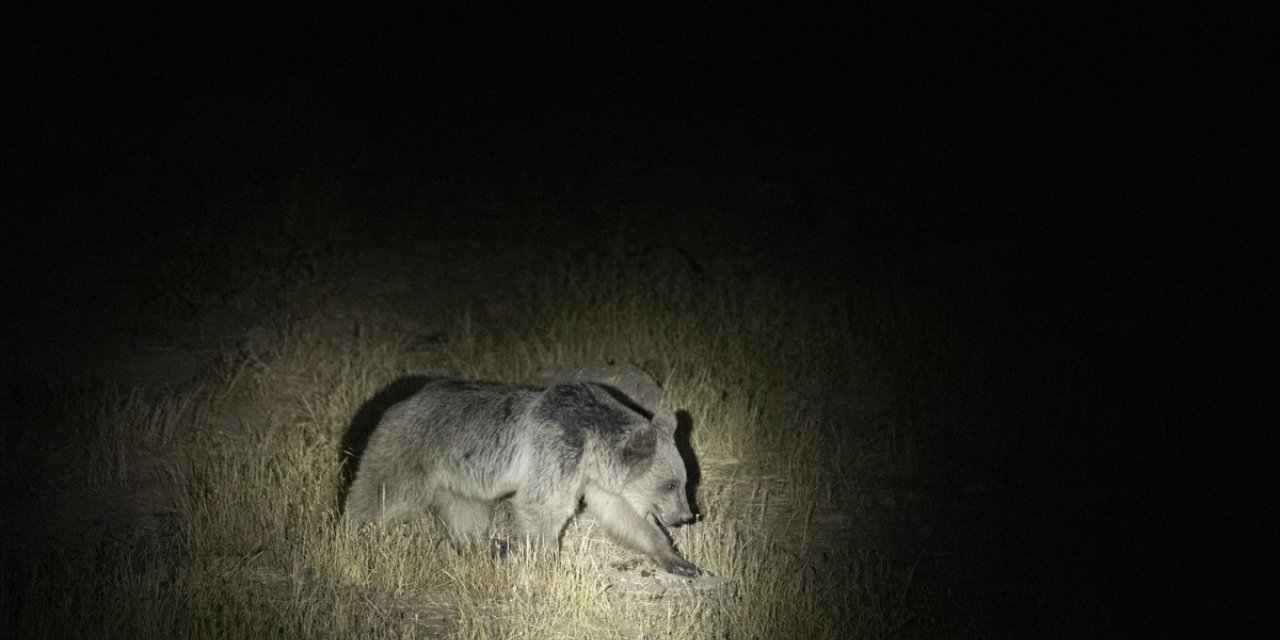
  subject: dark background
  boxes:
[3,3,1272,635]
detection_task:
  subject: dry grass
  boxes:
[3,215,964,638]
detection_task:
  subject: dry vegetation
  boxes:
[2,167,1005,638]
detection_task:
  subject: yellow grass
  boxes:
[4,233,952,638]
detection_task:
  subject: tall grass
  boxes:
[4,228,953,637]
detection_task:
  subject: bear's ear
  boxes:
[652,403,677,435]
[619,422,657,466]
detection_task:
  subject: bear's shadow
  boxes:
[675,409,703,519]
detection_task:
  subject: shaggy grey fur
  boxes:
[536,362,678,433]
[344,374,700,577]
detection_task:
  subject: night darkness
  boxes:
[3,3,1271,638]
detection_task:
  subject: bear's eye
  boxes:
[662,481,679,493]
